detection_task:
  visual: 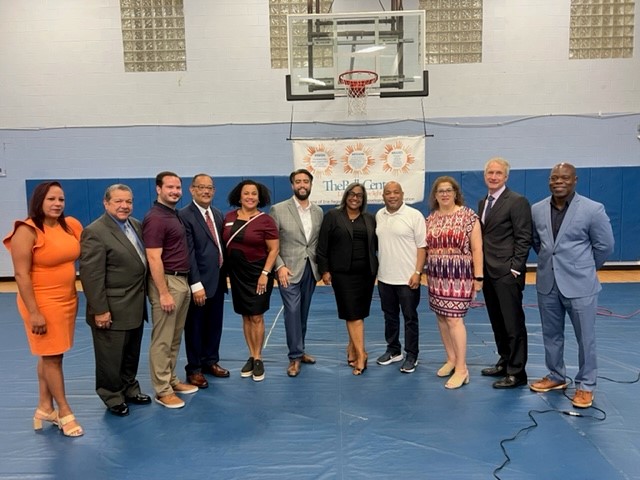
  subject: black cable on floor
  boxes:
[597,370,640,384]
[493,370,640,478]
[493,400,607,480]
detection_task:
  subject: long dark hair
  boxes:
[338,182,368,213]
[28,181,71,233]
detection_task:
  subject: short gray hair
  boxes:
[104,184,133,201]
[484,157,510,176]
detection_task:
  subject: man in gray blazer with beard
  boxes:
[80,184,151,417]
[270,169,324,377]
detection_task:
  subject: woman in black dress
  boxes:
[223,180,279,382]
[317,183,378,375]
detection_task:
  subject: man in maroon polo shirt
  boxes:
[143,171,198,409]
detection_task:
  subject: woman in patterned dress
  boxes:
[424,177,483,389]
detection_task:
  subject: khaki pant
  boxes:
[148,274,191,397]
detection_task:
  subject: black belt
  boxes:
[164,270,189,277]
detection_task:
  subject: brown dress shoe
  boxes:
[529,376,568,393]
[186,374,208,389]
[205,363,230,378]
[287,359,301,377]
[301,353,316,364]
[572,389,593,408]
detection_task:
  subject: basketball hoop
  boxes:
[338,70,378,116]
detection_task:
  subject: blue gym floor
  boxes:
[0,283,638,480]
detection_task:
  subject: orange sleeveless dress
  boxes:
[3,217,83,356]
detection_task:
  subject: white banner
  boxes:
[292,135,425,205]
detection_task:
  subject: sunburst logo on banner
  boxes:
[342,142,375,175]
[381,141,415,174]
[303,145,337,176]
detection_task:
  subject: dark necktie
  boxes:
[483,195,495,223]
[205,210,223,266]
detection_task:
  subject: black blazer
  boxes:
[317,208,378,276]
[478,188,532,280]
[178,202,227,297]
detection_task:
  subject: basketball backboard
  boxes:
[285,10,428,101]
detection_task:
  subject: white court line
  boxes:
[264,305,284,348]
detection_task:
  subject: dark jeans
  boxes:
[378,281,421,359]
[279,260,317,359]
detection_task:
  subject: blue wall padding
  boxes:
[26,166,638,262]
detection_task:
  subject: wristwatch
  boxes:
[474,276,484,281]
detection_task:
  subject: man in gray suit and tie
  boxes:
[529,163,614,409]
[80,184,151,417]
[270,169,324,377]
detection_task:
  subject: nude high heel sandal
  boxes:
[58,414,84,437]
[33,408,58,430]
[436,361,455,377]
[445,372,470,389]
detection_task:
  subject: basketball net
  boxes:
[344,85,370,116]
[339,70,378,117]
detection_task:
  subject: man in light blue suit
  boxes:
[529,163,614,409]
[270,169,324,377]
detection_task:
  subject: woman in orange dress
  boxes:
[3,181,84,437]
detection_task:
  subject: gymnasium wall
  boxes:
[1,0,639,274]
[24,164,640,265]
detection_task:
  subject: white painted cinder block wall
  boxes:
[0,0,639,275]
[1,0,639,126]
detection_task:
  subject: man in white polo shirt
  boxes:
[375,181,427,373]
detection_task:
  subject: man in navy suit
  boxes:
[179,174,229,388]
[529,163,614,409]
[478,158,532,389]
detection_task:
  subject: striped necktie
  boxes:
[205,210,223,266]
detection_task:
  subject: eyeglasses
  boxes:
[194,185,215,191]
[347,191,364,199]
[436,188,454,195]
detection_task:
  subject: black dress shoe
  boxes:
[493,375,528,389]
[481,366,505,377]
[125,393,152,405]
[108,403,129,416]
